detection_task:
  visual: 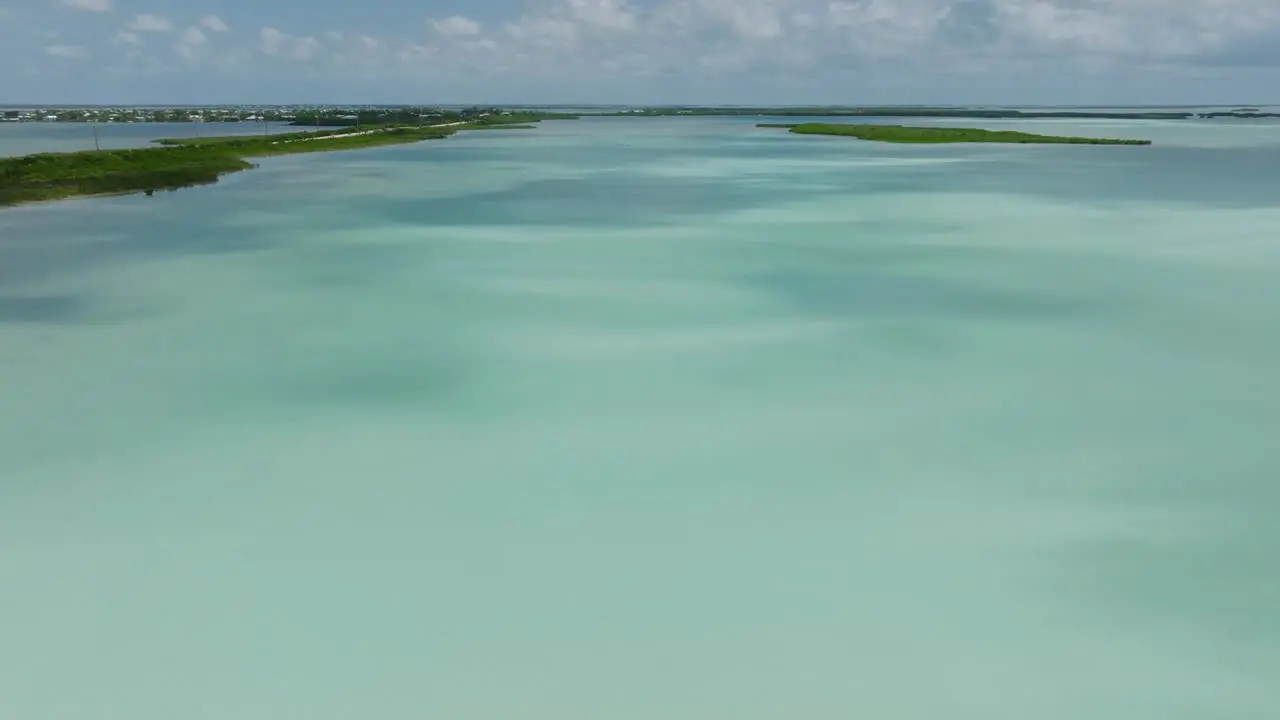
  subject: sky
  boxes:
[2,0,1279,105]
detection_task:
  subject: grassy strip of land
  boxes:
[0,145,256,207]
[290,110,581,128]
[1,123,493,207]
[759,123,1152,145]
[605,106,1280,120]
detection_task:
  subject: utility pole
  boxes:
[92,124,100,151]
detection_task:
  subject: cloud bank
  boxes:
[9,0,1280,103]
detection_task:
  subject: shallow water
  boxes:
[2,116,1279,719]
[0,121,316,157]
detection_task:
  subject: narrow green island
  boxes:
[605,106,1280,120]
[758,123,1152,145]
[0,115,557,208]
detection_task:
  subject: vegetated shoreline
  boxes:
[0,116,560,209]
[1,113,1158,209]
[759,123,1153,145]
[601,106,1280,120]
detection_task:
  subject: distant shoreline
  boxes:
[597,107,1280,121]
[0,116,560,209]
[759,123,1153,145]
[5,106,1279,125]
[0,112,1163,209]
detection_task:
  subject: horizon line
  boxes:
[2,102,1277,109]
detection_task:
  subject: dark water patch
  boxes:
[251,334,488,414]
[0,291,160,326]
[1059,509,1280,674]
[273,357,460,409]
[370,167,945,229]
[372,173,789,228]
[0,221,275,287]
[752,269,1099,322]
[0,193,293,286]
[377,137,669,168]
[0,293,90,324]
[279,241,428,289]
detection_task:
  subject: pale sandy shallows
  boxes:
[2,116,1279,720]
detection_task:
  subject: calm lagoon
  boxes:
[2,115,1279,719]
[0,120,316,157]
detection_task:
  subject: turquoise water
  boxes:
[0,121,315,157]
[2,116,1280,718]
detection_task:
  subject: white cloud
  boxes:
[59,0,111,11]
[790,12,816,29]
[199,14,229,33]
[564,0,636,31]
[695,0,783,39]
[180,27,207,45]
[259,26,319,60]
[431,15,481,36]
[496,0,1280,75]
[22,0,1280,101]
[294,37,321,59]
[501,0,636,45]
[106,0,1280,88]
[175,31,204,58]
[45,44,88,57]
[128,13,172,32]
[318,32,387,69]
[825,0,950,56]
[989,0,1280,59]
[505,17,578,45]
[328,0,1269,101]
[259,26,286,53]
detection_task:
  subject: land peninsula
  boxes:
[759,123,1152,145]
[0,114,566,208]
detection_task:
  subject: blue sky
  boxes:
[3,0,1279,105]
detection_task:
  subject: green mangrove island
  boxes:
[0,116,558,208]
[608,106,1279,120]
[759,123,1153,145]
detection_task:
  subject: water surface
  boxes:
[2,116,1279,719]
[0,121,316,157]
